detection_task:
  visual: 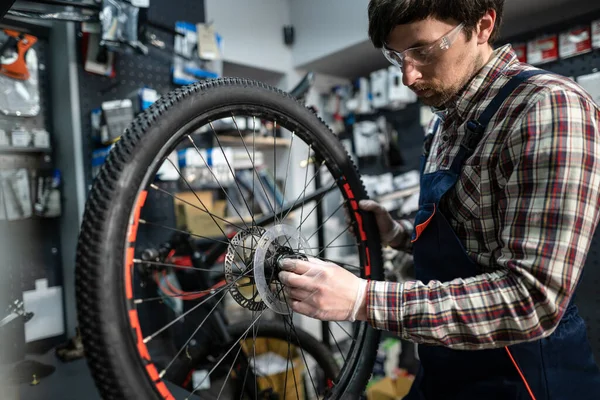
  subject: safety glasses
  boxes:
[382,23,465,69]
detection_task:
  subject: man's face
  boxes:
[385,18,482,107]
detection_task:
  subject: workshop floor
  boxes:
[5,349,199,400]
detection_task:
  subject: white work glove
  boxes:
[278,256,368,322]
[355,200,402,246]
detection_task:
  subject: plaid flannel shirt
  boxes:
[367,44,600,350]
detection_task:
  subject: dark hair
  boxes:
[368,0,505,48]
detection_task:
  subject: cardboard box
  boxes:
[239,337,305,400]
[366,372,414,400]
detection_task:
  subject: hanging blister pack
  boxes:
[34,169,62,218]
[353,120,383,157]
[0,30,40,117]
[100,0,147,54]
[173,21,221,85]
[0,169,32,220]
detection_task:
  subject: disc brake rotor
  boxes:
[224,226,266,311]
[253,224,312,315]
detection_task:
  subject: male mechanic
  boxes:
[278,0,600,399]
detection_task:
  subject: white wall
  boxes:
[290,0,370,68]
[205,0,293,74]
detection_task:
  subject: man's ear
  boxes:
[477,9,496,44]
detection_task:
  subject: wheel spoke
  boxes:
[158,290,228,378]
[150,184,247,231]
[334,321,357,343]
[133,259,216,273]
[297,144,312,246]
[281,158,325,223]
[279,131,295,222]
[216,328,252,399]
[252,117,257,228]
[302,244,357,250]
[139,219,230,245]
[188,308,268,397]
[297,179,340,229]
[142,268,252,343]
[316,226,351,258]
[210,121,273,227]
[281,289,319,399]
[273,121,278,221]
[328,326,346,364]
[134,288,225,304]
[166,157,243,236]
[229,116,279,224]
[304,199,347,243]
[302,255,361,272]
[187,134,255,229]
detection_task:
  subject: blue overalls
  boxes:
[406,70,600,399]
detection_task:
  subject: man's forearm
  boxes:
[366,271,563,350]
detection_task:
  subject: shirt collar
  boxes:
[438,44,519,120]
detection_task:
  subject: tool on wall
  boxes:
[0,30,41,116]
[0,299,34,329]
[0,29,37,81]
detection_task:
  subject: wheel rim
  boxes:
[119,104,375,399]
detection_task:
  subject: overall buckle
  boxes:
[462,120,485,152]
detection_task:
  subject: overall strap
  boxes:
[450,69,548,172]
[420,115,443,176]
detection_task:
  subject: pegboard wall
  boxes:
[0,27,63,363]
[76,0,206,190]
[72,1,206,349]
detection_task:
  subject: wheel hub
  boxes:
[253,224,312,315]
[224,224,312,314]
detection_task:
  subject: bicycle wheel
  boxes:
[167,321,340,399]
[76,77,383,400]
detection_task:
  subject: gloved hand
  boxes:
[278,256,368,322]
[356,200,402,246]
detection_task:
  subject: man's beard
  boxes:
[412,53,484,108]
[415,88,454,108]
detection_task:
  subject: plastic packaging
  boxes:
[0,32,40,117]
[100,0,147,54]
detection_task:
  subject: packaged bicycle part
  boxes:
[83,32,116,77]
[127,87,159,113]
[11,127,32,147]
[100,0,147,54]
[353,120,382,157]
[32,129,50,148]
[370,68,389,109]
[0,129,8,146]
[0,29,37,80]
[196,23,220,60]
[1,168,32,220]
[34,169,61,218]
[0,31,40,117]
[173,21,221,85]
[101,99,134,143]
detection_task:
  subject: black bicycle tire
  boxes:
[75,77,383,400]
[166,321,341,397]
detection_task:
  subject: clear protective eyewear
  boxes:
[382,23,465,69]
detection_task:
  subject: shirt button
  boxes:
[441,134,449,142]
